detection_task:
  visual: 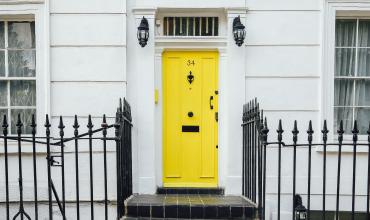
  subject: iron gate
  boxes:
[0,98,132,220]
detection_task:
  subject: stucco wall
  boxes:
[0,0,369,219]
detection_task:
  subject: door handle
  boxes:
[210,96,214,110]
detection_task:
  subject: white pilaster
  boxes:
[224,7,247,195]
[132,8,157,194]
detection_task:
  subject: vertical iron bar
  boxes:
[31,115,38,220]
[252,101,256,202]
[16,115,24,220]
[119,100,124,218]
[307,120,314,220]
[261,118,269,220]
[14,115,31,220]
[257,104,262,216]
[292,121,299,220]
[87,115,94,220]
[249,103,253,200]
[257,108,263,217]
[351,121,359,220]
[58,116,66,220]
[367,122,370,220]
[246,103,250,199]
[73,115,80,220]
[253,103,257,203]
[322,120,328,220]
[277,120,283,220]
[336,121,344,220]
[102,115,109,220]
[2,115,9,220]
[45,115,53,220]
[126,99,133,204]
[114,108,121,219]
[242,105,246,196]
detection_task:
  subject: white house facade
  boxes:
[1,0,370,219]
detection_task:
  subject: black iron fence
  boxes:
[0,98,132,220]
[242,99,264,217]
[243,98,370,220]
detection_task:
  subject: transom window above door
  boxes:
[334,19,370,134]
[163,17,219,36]
[0,21,36,134]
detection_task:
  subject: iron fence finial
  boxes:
[2,114,8,135]
[87,115,94,131]
[292,120,299,143]
[277,119,284,142]
[322,120,329,142]
[352,120,359,142]
[16,114,23,135]
[58,116,65,137]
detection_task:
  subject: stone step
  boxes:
[123,218,249,220]
[156,187,224,195]
[124,194,257,219]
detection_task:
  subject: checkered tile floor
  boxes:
[125,194,256,219]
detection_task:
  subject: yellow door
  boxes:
[163,51,218,187]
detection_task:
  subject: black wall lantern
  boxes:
[137,16,149,47]
[233,16,246,47]
[294,195,307,220]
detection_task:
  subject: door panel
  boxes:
[163,51,218,187]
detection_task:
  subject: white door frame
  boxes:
[154,36,228,188]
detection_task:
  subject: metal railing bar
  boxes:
[266,142,370,147]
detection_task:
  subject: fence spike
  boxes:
[322,120,329,142]
[87,115,94,129]
[73,115,80,137]
[16,114,23,134]
[277,119,284,142]
[73,115,79,128]
[59,116,65,137]
[307,120,314,143]
[2,114,8,135]
[307,120,313,133]
[261,117,269,143]
[45,115,51,136]
[352,120,359,143]
[58,116,65,129]
[292,120,299,142]
[31,114,36,135]
[264,117,268,130]
[352,120,359,135]
[367,122,370,140]
[44,114,51,128]
[337,120,344,142]
[260,110,264,123]
[292,120,299,133]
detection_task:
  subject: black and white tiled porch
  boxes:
[123,188,257,219]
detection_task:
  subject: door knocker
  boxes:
[187,71,194,84]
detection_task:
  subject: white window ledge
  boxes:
[0,0,44,5]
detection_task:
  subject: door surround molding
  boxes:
[154,38,227,188]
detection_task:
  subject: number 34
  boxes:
[187,60,195,66]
